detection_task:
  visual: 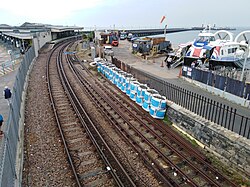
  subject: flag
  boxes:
[160,15,166,24]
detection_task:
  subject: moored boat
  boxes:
[183,30,233,67]
[208,31,250,69]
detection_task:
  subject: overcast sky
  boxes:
[0,0,249,29]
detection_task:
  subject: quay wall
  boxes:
[167,101,250,175]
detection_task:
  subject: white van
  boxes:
[104,46,114,56]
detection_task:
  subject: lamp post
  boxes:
[164,24,167,41]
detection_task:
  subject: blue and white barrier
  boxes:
[149,106,166,119]
[151,94,167,110]
[97,61,167,119]
[130,81,140,92]
[137,84,148,97]
[142,101,150,111]
[136,95,143,106]
[144,89,158,103]
[121,83,126,92]
[130,90,136,101]
[125,77,136,95]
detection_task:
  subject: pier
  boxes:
[122,28,192,37]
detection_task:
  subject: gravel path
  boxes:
[22,52,76,187]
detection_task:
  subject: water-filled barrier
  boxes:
[125,77,136,95]
[130,90,136,101]
[97,61,167,119]
[136,95,143,106]
[149,106,166,119]
[137,84,148,97]
[121,83,126,92]
[130,81,140,92]
[142,101,150,111]
[151,94,167,110]
[144,89,158,103]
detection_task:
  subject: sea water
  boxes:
[154,27,250,48]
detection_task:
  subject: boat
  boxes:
[183,29,233,67]
[208,31,250,69]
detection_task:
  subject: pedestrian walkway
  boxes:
[0,44,18,139]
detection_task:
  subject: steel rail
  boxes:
[59,47,136,187]
[75,57,237,187]
[46,41,82,186]
[72,54,237,187]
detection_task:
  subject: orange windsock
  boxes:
[160,15,166,23]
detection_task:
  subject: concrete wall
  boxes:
[33,31,52,56]
[166,101,250,175]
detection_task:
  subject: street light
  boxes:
[164,24,168,41]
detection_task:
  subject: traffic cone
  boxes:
[161,61,164,67]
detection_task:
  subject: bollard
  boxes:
[178,68,182,77]
[160,61,164,67]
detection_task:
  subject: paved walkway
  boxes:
[0,44,19,136]
[113,40,250,120]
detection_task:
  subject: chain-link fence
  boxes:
[0,46,35,187]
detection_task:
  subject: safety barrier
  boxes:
[0,43,22,76]
[0,60,20,76]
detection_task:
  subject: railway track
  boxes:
[65,51,238,187]
[46,41,136,187]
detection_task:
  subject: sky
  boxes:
[0,0,250,29]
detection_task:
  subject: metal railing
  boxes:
[0,42,22,76]
[113,58,250,139]
[0,46,35,187]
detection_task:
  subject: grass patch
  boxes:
[183,134,198,147]
[163,115,172,126]
[207,154,250,187]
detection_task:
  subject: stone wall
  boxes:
[166,102,250,175]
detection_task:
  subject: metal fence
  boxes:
[113,58,250,139]
[184,67,250,100]
[0,60,20,76]
[0,41,22,76]
[0,46,35,187]
[212,66,250,83]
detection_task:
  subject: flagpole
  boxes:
[160,15,167,41]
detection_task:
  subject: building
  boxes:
[0,22,83,57]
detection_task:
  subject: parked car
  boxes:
[120,32,127,40]
[104,45,114,56]
[127,33,133,41]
